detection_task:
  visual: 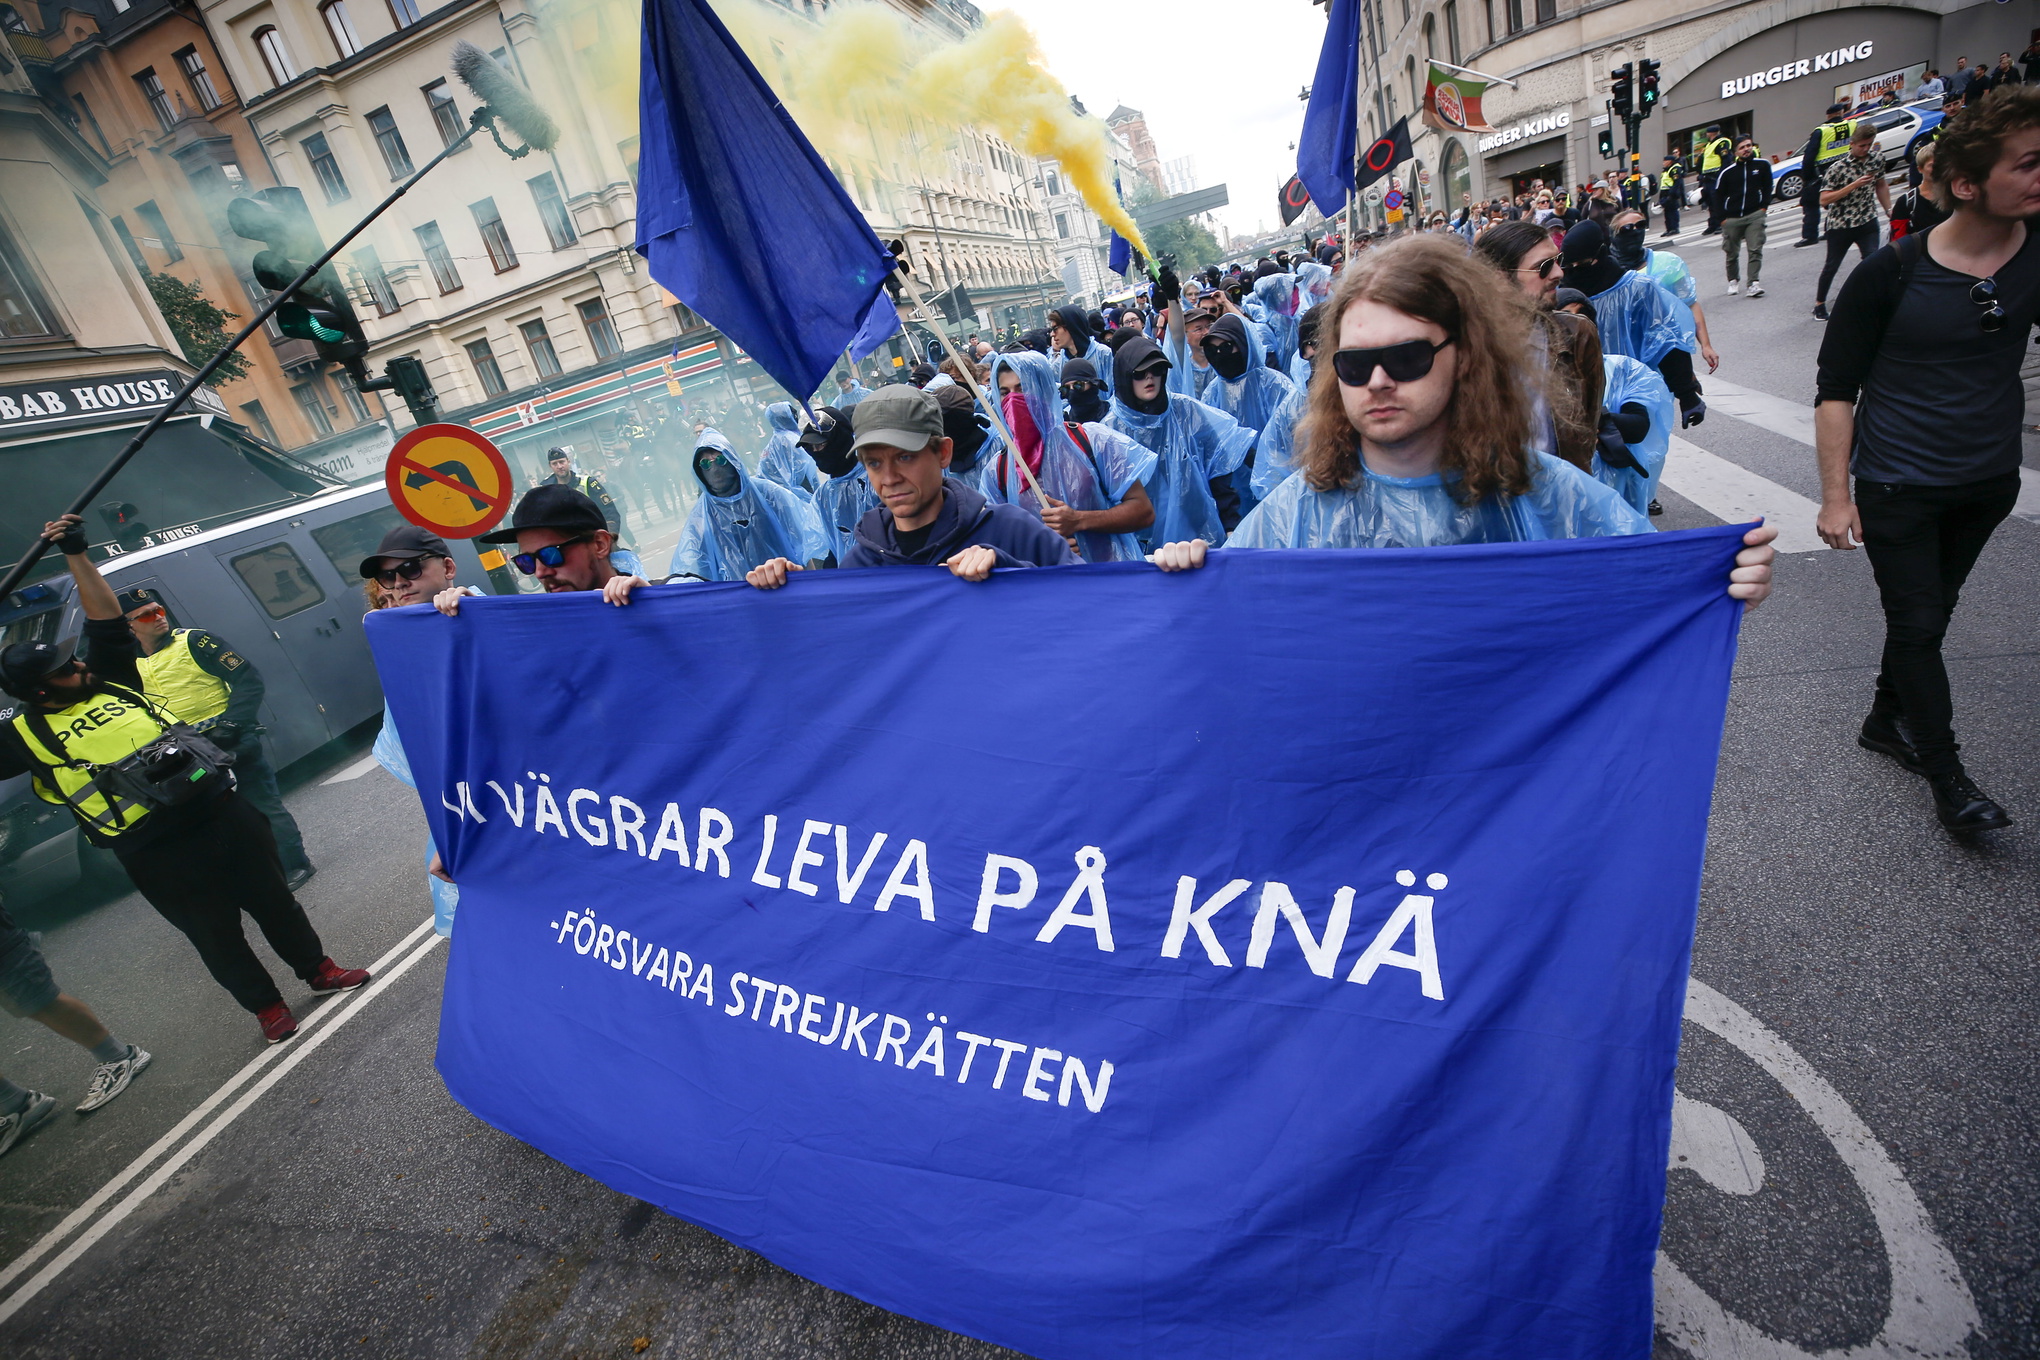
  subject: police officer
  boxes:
[119,588,313,890]
[0,517,368,1044]
[1658,155,1685,236]
[1796,105,1856,246]
[538,447,643,577]
[1699,125,1734,234]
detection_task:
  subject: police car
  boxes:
[1771,100,1946,200]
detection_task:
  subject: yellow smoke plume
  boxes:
[709,0,1150,262]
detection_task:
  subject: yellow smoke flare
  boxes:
[709,0,1150,263]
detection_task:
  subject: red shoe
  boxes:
[258,1002,299,1044]
[307,957,371,994]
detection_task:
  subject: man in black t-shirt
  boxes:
[1813,86,2040,834]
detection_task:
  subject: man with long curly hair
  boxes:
[1150,238,1775,610]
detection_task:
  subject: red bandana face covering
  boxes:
[1002,390,1044,476]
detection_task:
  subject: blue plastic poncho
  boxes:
[1228,450,1652,549]
[982,350,1157,564]
[1587,268,1691,367]
[1162,322,1218,401]
[372,700,458,937]
[1294,262,1333,315]
[1249,380,1311,501]
[1595,355,1677,517]
[758,402,822,499]
[1104,371,1255,549]
[1287,350,1313,387]
[813,465,881,562]
[1641,249,1701,352]
[1202,317,1300,518]
[1252,273,1303,369]
[1062,339,1117,397]
[837,381,874,407]
[668,429,830,581]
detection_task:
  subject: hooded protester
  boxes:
[1058,358,1110,424]
[983,350,1156,563]
[668,429,830,582]
[1250,378,1311,501]
[1163,298,1219,400]
[834,371,875,407]
[1104,336,1256,548]
[800,407,881,562]
[757,401,823,500]
[1251,272,1305,369]
[1295,261,1334,313]
[931,383,1000,494]
[1559,220,1706,427]
[1049,306,1116,397]
[1288,307,1323,388]
[1609,210,1720,374]
[1199,313,1299,517]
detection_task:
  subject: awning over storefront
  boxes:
[461,339,727,444]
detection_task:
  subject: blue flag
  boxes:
[1298,0,1362,217]
[634,0,894,399]
[847,291,898,364]
[374,529,1746,1360]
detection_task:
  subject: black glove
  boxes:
[52,522,88,556]
[1157,265,1181,306]
[1595,414,1644,471]
[207,721,244,751]
[1680,395,1707,428]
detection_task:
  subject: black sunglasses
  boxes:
[511,534,594,574]
[371,557,429,587]
[1058,381,1099,397]
[1971,277,2006,333]
[1517,255,1562,279]
[1331,338,1454,387]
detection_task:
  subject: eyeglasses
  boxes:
[126,603,166,622]
[1331,337,1454,387]
[1058,381,1098,398]
[371,558,429,587]
[1971,277,2006,333]
[511,534,593,574]
[1516,255,1562,280]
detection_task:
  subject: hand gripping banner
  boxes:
[370,527,1747,1360]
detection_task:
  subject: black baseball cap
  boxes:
[115,586,163,614]
[476,484,608,544]
[358,524,453,578]
[0,636,79,700]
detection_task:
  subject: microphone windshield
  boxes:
[452,41,559,154]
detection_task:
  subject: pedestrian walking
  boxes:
[1714,137,1774,296]
[1814,123,1892,319]
[1,900,150,1155]
[1813,85,2040,833]
[0,519,370,1045]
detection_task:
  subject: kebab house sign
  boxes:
[0,369,227,440]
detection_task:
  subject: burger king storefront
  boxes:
[1479,109,1573,199]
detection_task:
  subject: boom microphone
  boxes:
[452,41,559,154]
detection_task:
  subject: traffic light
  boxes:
[1638,58,1661,115]
[384,355,438,425]
[1609,62,1635,120]
[1598,123,1615,158]
[227,187,368,368]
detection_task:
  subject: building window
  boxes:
[240,400,277,443]
[353,246,399,315]
[415,222,461,292]
[302,132,349,203]
[292,381,335,437]
[576,297,620,360]
[174,47,223,110]
[1504,0,1522,33]
[386,0,421,27]
[1423,14,1436,60]
[340,375,371,422]
[135,68,176,128]
[366,106,413,179]
[109,215,150,273]
[135,201,182,262]
[1406,58,1420,117]
[1534,0,1554,21]
[423,79,463,146]
[320,0,360,58]
[471,198,518,272]
[1445,0,1461,63]
[254,26,297,87]
[1053,212,1069,238]
[465,338,506,396]
[518,318,560,378]
[527,173,576,249]
[0,224,59,339]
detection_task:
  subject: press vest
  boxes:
[1701,138,1733,173]
[12,685,179,838]
[136,630,230,727]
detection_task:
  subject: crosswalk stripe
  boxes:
[1698,378,1818,447]
[1660,437,1828,554]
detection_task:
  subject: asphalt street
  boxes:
[1,214,2035,1359]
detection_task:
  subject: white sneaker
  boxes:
[76,1045,151,1114]
[1746,283,1765,298]
[0,1091,57,1157]
[1725,281,1740,296]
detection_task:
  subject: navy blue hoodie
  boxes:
[842,476,1076,569]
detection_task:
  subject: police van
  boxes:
[0,482,504,901]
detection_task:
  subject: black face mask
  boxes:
[1609,223,1648,270]
[695,451,742,497]
[796,407,858,477]
[942,407,990,469]
[1202,316,1253,381]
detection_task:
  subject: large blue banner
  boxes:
[370,528,1746,1360]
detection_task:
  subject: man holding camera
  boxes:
[0,516,368,1045]
[119,586,314,890]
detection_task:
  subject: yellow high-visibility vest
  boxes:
[12,685,181,838]
[136,630,230,726]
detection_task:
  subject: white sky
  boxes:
[978,0,1332,239]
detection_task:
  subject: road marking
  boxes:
[2016,476,2040,527]
[1699,378,1818,447]
[322,751,384,785]
[1661,437,1827,553]
[0,916,436,1307]
[1656,979,1980,1359]
[1668,1092,1765,1197]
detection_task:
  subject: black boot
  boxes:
[1857,712,1925,776]
[1929,770,2013,834]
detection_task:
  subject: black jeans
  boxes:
[1800,181,1822,242]
[116,792,326,1013]
[1856,473,2021,776]
[229,737,310,875]
[1817,221,1879,302]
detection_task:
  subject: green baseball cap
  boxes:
[849,384,945,454]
